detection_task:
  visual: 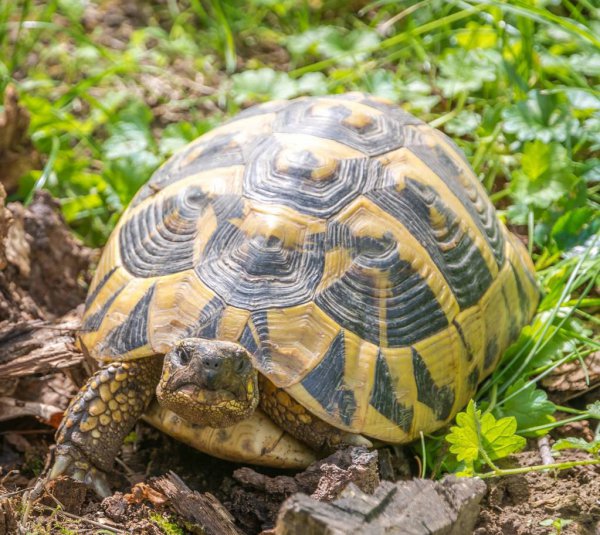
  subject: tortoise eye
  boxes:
[233,352,249,373]
[177,346,191,365]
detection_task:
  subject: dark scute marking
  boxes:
[85,266,118,310]
[370,350,413,431]
[501,287,521,341]
[412,348,455,421]
[105,284,156,355]
[317,227,448,347]
[120,187,210,278]
[242,136,379,219]
[81,285,125,332]
[409,144,505,267]
[301,331,356,426]
[509,260,532,328]
[452,319,474,362]
[197,219,325,309]
[366,178,493,309]
[273,99,414,156]
[468,367,480,390]
[131,133,245,207]
[337,390,357,427]
[250,310,271,368]
[484,338,499,370]
[211,194,245,221]
[186,296,226,339]
[239,323,258,355]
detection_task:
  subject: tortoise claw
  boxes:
[340,433,373,448]
[47,446,112,498]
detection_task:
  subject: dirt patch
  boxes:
[476,450,600,535]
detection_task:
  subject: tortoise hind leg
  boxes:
[258,376,372,453]
[48,356,162,496]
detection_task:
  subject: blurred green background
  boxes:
[2,0,598,250]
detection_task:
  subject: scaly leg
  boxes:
[259,375,371,453]
[49,356,162,496]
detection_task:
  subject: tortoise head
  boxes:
[156,338,259,427]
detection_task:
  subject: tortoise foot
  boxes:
[48,444,112,498]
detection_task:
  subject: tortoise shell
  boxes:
[80,93,539,443]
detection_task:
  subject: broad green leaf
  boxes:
[231,68,298,103]
[445,110,481,137]
[287,27,379,65]
[297,72,328,95]
[502,90,579,143]
[521,140,550,181]
[437,49,500,97]
[509,141,583,224]
[317,28,380,65]
[103,100,154,160]
[495,381,556,436]
[286,27,338,57]
[446,400,526,467]
[362,69,398,101]
[551,207,600,251]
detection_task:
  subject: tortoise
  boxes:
[49,93,539,496]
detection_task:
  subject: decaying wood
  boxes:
[0,86,40,194]
[0,187,93,324]
[0,188,92,418]
[0,315,82,379]
[151,471,243,535]
[275,475,487,535]
[229,447,379,533]
[542,351,600,403]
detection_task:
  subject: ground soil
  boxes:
[2,420,600,534]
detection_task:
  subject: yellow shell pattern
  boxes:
[80,93,539,444]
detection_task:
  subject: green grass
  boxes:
[1,0,599,479]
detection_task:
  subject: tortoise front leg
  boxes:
[49,356,162,497]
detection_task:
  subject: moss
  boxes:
[149,512,185,535]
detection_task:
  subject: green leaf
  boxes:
[552,437,600,455]
[296,72,328,95]
[103,100,154,160]
[437,49,501,97]
[445,110,481,137]
[521,140,550,181]
[231,68,298,104]
[494,381,556,436]
[317,28,380,65]
[286,27,379,66]
[502,90,579,143]
[286,27,338,57]
[446,400,526,468]
[509,141,583,222]
[362,69,398,101]
[551,207,600,251]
